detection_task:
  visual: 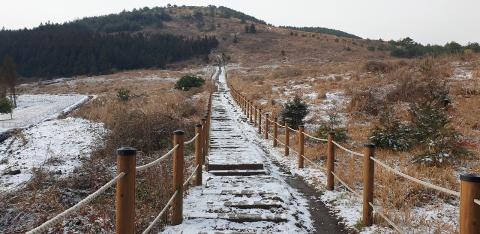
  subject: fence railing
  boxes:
[228,85,480,234]
[27,92,214,234]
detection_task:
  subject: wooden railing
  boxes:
[228,85,480,234]
[27,92,213,234]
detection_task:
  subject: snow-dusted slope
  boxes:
[0,117,107,192]
[0,94,88,133]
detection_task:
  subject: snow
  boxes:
[0,117,107,192]
[450,67,473,81]
[163,67,313,233]
[0,94,89,133]
[305,91,348,126]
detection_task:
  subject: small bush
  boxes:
[175,75,205,91]
[367,46,376,51]
[281,95,309,129]
[370,108,413,150]
[316,125,348,142]
[0,97,13,116]
[364,61,391,73]
[116,88,130,102]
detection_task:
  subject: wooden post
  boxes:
[258,109,262,134]
[460,174,480,234]
[265,114,269,139]
[285,122,290,156]
[362,143,375,226]
[249,102,253,123]
[254,107,257,126]
[326,132,335,191]
[116,147,136,234]
[195,124,202,186]
[298,126,305,168]
[172,130,185,225]
[273,117,278,147]
[206,112,211,152]
[201,118,207,164]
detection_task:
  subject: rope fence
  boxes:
[27,89,214,234]
[27,172,126,234]
[229,85,480,234]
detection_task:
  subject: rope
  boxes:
[299,153,327,172]
[183,165,200,187]
[332,141,363,157]
[369,202,405,234]
[370,157,460,197]
[136,145,179,172]
[275,137,299,154]
[303,132,328,142]
[475,199,480,206]
[287,126,298,133]
[141,191,179,234]
[331,171,362,198]
[27,172,126,234]
[184,133,199,145]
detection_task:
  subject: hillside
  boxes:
[0,5,387,80]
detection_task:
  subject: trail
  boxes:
[163,67,344,233]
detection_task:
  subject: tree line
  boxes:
[0,23,218,79]
[388,37,480,58]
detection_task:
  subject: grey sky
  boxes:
[1,0,478,45]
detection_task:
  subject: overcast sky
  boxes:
[1,0,478,45]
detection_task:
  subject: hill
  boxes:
[0,5,380,79]
[280,26,361,39]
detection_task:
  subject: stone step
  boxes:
[208,169,267,176]
[224,200,283,209]
[185,212,288,223]
[207,163,264,171]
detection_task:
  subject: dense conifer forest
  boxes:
[0,7,219,79]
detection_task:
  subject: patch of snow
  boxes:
[0,117,107,192]
[450,67,473,81]
[0,94,88,133]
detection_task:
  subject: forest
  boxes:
[0,7,219,79]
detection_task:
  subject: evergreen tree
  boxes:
[244,25,249,33]
[249,23,256,33]
[281,96,309,129]
[2,56,17,107]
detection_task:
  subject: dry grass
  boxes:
[228,52,480,232]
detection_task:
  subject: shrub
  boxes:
[316,125,348,142]
[364,61,391,73]
[280,95,309,129]
[0,97,13,119]
[348,88,384,116]
[370,108,413,150]
[116,88,130,102]
[367,46,376,51]
[175,75,205,91]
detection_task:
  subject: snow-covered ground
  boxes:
[0,94,88,133]
[0,117,107,192]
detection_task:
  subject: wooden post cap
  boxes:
[196,123,202,128]
[117,147,137,156]
[299,125,304,129]
[364,143,376,148]
[174,130,185,135]
[460,174,480,182]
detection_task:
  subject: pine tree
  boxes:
[281,96,309,129]
[2,56,17,107]
[249,23,256,33]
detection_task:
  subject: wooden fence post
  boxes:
[298,126,305,168]
[265,114,269,139]
[254,107,258,126]
[195,124,202,186]
[258,109,262,134]
[172,130,185,225]
[285,122,290,156]
[116,147,137,234]
[460,174,480,234]
[326,132,335,191]
[249,102,253,123]
[201,118,207,164]
[362,143,375,226]
[273,117,278,147]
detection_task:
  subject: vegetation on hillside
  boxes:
[280,26,361,39]
[281,96,309,129]
[175,75,205,91]
[0,23,218,78]
[389,37,480,58]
